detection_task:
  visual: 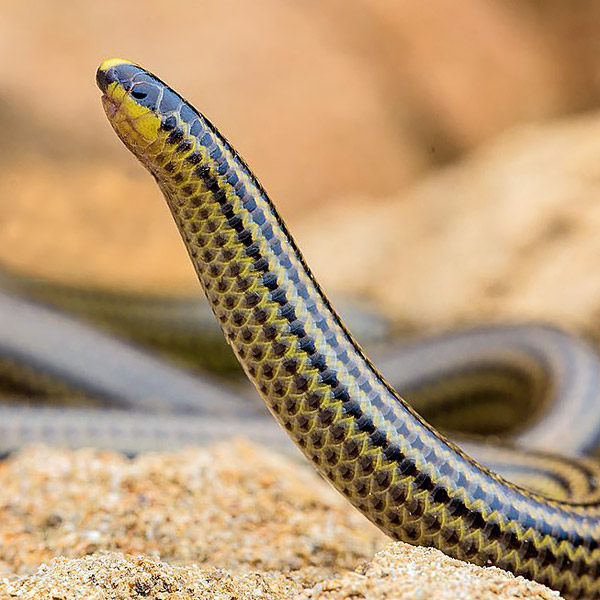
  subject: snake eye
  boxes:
[129,81,159,109]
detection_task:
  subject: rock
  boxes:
[0,1,424,212]
[316,0,564,154]
[296,111,600,338]
[0,553,301,600]
[0,157,194,292]
[301,542,562,600]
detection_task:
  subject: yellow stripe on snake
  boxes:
[93,58,600,599]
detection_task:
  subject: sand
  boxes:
[0,441,563,600]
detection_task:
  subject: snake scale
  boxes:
[92,57,600,598]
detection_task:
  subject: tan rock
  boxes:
[316,0,564,152]
[0,0,423,212]
[0,157,194,292]
[296,111,600,337]
[0,553,301,600]
[5,110,600,339]
[301,543,562,600]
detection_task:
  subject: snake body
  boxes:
[378,324,600,457]
[0,288,251,415]
[94,58,600,598]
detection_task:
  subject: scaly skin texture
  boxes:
[96,59,600,599]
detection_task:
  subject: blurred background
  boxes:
[2,1,600,339]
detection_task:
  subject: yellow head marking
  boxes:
[98,58,138,72]
[98,58,161,144]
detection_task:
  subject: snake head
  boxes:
[96,58,178,173]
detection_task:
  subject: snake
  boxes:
[89,57,600,598]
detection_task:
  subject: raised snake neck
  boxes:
[20,56,583,599]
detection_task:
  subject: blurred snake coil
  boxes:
[88,57,600,598]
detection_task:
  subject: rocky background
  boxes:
[2,1,600,338]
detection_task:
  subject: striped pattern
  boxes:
[97,58,600,599]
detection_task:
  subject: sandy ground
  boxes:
[0,442,563,600]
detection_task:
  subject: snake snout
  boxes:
[95,66,110,93]
[96,58,141,94]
